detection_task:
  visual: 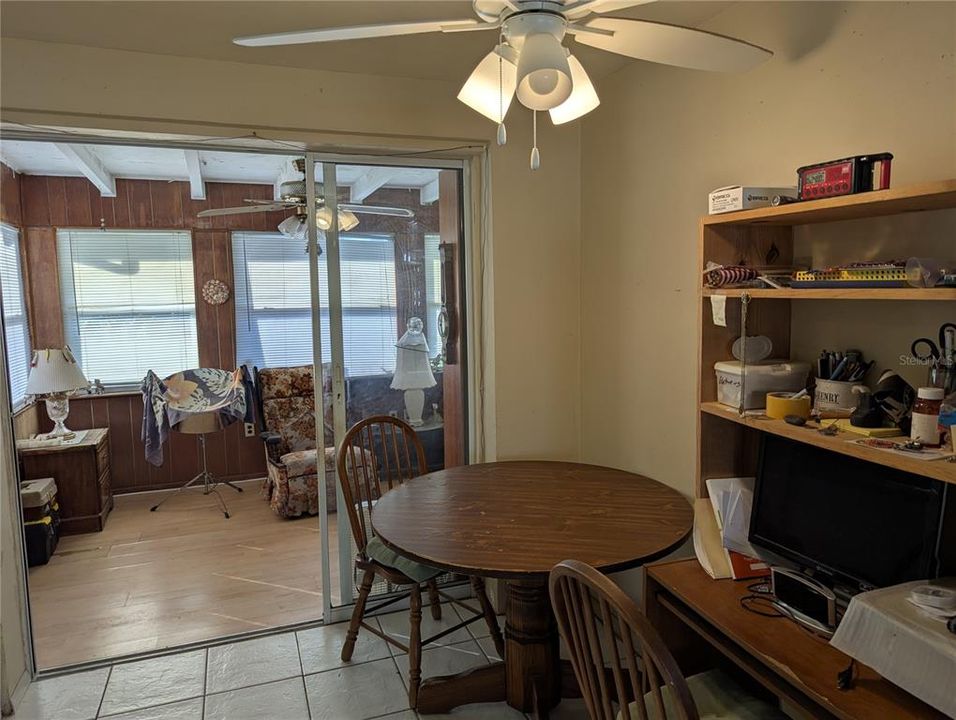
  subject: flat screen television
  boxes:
[749,434,948,591]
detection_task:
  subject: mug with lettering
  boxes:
[814,379,866,413]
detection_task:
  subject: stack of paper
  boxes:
[693,477,770,580]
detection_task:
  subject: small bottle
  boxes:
[911,387,944,447]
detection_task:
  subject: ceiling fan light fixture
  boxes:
[458,47,517,123]
[338,208,360,232]
[515,32,572,111]
[278,213,307,240]
[316,206,361,232]
[549,55,600,125]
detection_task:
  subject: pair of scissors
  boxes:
[911,322,956,364]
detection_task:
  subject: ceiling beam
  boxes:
[183,150,205,200]
[419,178,440,206]
[349,167,395,204]
[53,143,116,197]
[0,152,21,174]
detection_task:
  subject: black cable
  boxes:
[739,594,785,618]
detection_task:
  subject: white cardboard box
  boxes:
[708,186,797,214]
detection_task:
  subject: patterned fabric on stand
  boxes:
[141,367,254,466]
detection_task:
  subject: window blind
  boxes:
[57,229,198,387]
[423,233,442,358]
[0,223,31,406]
[233,231,398,376]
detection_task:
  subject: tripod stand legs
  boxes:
[149,432,237,518]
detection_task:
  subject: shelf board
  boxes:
[700,401,956,486]
[701,179,956,227]
[701,287,956,301]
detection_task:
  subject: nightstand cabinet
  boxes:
[19,428,113,535]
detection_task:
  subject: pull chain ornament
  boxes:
[530,111,540,170]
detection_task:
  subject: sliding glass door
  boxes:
[305,156,468,617]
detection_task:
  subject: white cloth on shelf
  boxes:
[830,579,956,718]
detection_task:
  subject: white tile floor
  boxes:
[12,603,589,720]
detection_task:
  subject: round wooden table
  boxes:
[372,460,693,716]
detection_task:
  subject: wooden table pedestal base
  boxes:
[416,579,562,717]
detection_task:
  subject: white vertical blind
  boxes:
[57,229,199,387]
[233,231,397,375]
[0,223,31,406]
[424,233,442,358]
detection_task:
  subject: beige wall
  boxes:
[580,1,956,498]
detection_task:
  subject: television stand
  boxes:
[644,559,945,719]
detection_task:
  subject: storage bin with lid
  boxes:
[714,360,810,410]
[20,478,58,522]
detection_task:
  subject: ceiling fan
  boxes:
[196,159,414,239]
[233,0,772,169]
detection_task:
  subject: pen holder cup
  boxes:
[814,379,866,412]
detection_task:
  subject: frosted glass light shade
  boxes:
[316,207,335,230]
[339,209,360,232]
[549,55,600,124]
[26,347,88,395]
[516,33,572,111]
[278,214,307,240]
[315,207,360,232]
[458,49,517,122]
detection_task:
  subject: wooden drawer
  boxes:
[96,436,111,476]
[99,470,112,508]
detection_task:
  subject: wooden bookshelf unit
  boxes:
[696,179,956,495]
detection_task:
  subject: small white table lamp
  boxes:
[391,317,436,426]
[26,347,89,439]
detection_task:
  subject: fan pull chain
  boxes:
[530,110,540,171]
[496,36,507,146]
[496,40,507,147]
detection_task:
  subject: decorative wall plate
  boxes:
[202,278,230,305]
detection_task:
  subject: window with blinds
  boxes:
[57,229,199,387]
[1,223,31,407]
[233,231,398,376]
[423,233,442,358]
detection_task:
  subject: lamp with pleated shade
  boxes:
[26,347,89,438]
[390,317,436,426]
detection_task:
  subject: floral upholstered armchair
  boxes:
[254,364,339,518]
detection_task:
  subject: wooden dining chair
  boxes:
[550,560,785,720]
[337,415,504,708]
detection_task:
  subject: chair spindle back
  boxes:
[336,415,428,554]
[549,560,699,720]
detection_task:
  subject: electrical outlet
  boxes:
[244,423,256,438]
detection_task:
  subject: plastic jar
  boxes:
[911,387,944,447]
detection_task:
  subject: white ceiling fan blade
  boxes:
[234,19,480,47]
[575,18,772,72]
[341,204,415,219]
[197,203,294,218]
[563,0,656,21]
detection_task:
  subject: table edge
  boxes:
[374,524,693,581]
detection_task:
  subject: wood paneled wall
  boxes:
[12,171,445,494]
[1,162,23,226]
[15,176,291,492]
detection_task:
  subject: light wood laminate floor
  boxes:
[28,479,340,670]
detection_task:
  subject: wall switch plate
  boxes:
[244,423,255,438]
